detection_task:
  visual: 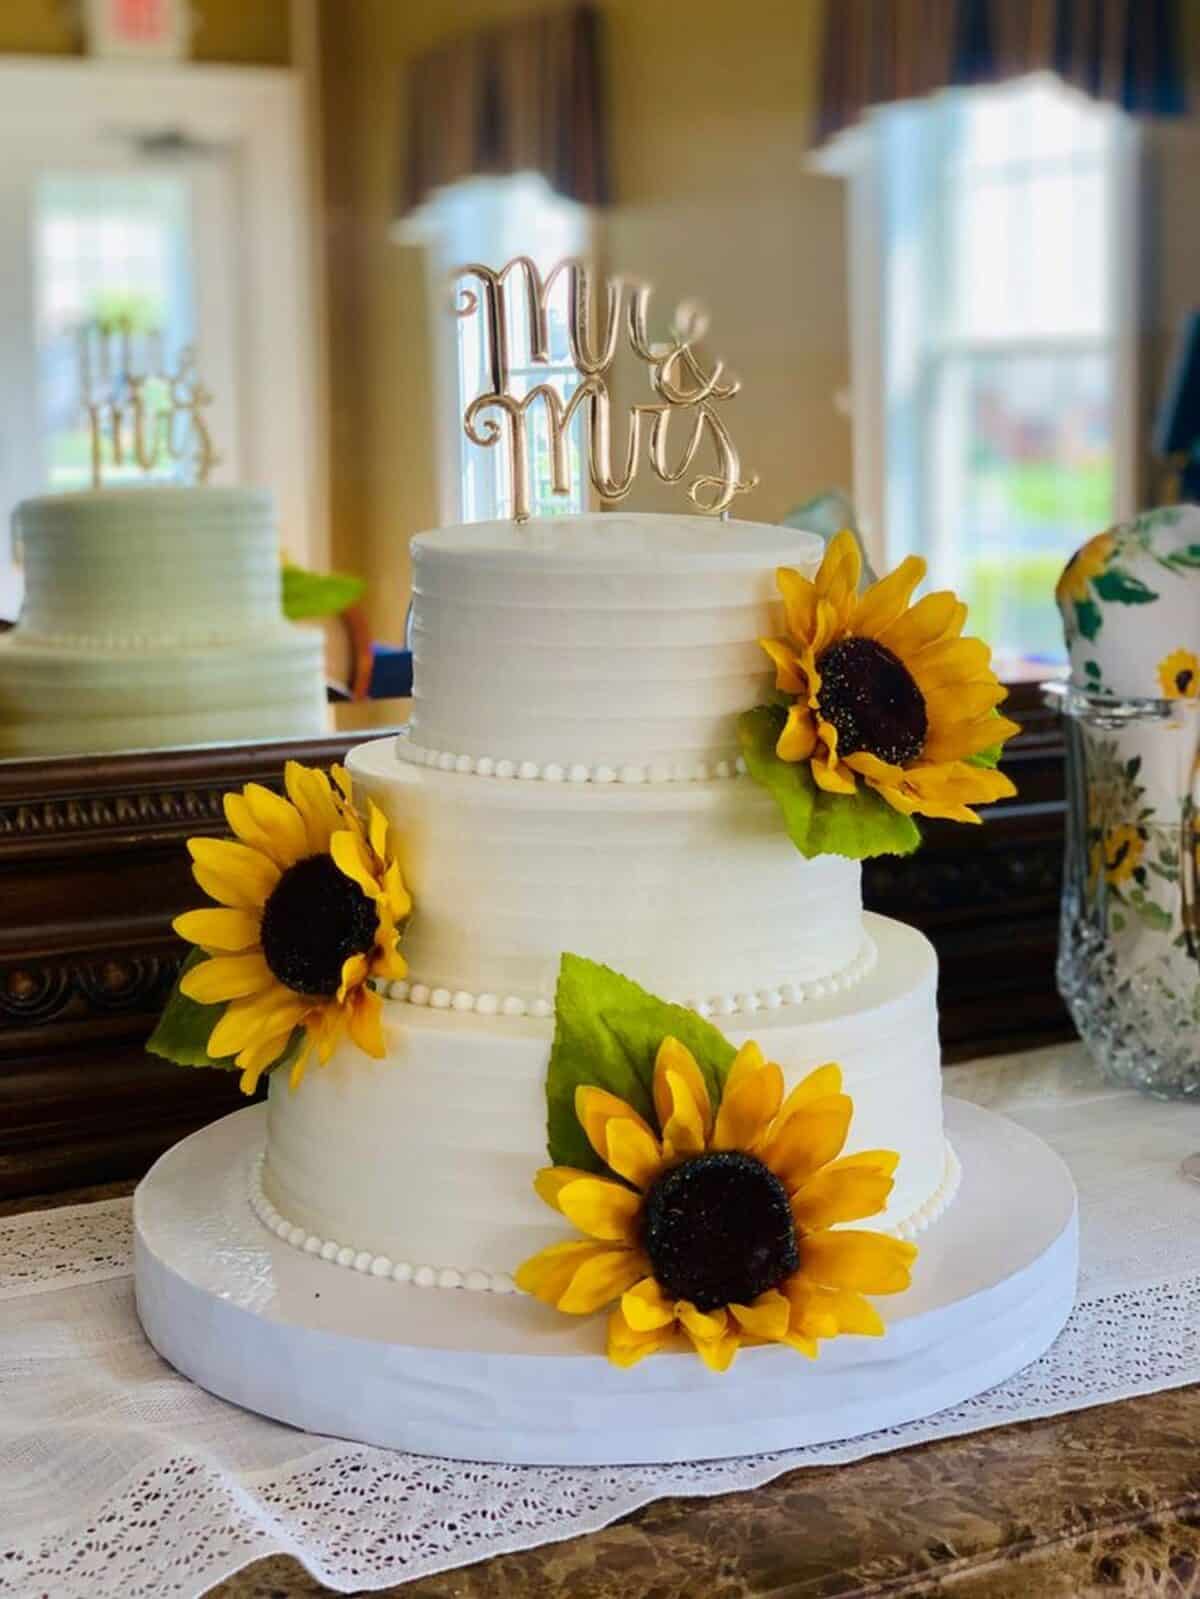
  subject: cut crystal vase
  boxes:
[1047,681,1200,1098]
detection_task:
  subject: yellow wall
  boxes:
[0,0,289,63]
[320,0,845,644]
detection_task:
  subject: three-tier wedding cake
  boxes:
[135,255,1077,1465]
[257,513,957,1285]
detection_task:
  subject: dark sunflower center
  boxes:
[259,853,377,997]
[640,1150,798,1313]
[1178,668,1194,695]
[815,635,928,766]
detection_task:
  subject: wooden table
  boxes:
[8,1152,1200,1596]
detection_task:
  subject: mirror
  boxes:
[0,1,1196,765]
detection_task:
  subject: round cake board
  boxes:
[134,1098,1077,1467]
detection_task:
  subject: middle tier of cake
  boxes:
[350,735,867,1008]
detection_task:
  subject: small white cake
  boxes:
[0,485,328,756]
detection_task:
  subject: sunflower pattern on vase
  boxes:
[166,762,411,1093]
[518,1032,916,1372]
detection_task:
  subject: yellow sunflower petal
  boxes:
[223,792,285,865]
[620,1276,676,1332]
[337,952,370,1002]
[179,951,274,1005]
[607,1305,678,1366]
[172,906,261,952]
[575,1086,659,1172]
[515,1240,618,1308]
[844,749,907,789]
[533,1166,596,1212]
[557,1246,648,1315]
[772,1063,843,1129]
[924,681,1008,724]
[809,1284,886,1337]
[759,636,808,696]
[288,1031,317,1092]
[775,702,818,764]
[284,762,343,853]
[782,1331,819,1357]
[604,1115,665,1190]
[782,1276,840,1339]
[346,985,386,1058]
[555,1177,642,1244]
[188,837,280,910]
[851,554,926,639]
[364,798,389,864]
[922,714,1020,765]
[712,1058,784,1153]
[652,1037,713,1139]
[684,1324,741,1372]
[799,1229,918,1294]
[676,1301,729,1342]
[725,1038,765,1091]
[908,634,994,689]
[763,1094,853,1189]
[381,859,413,923]
[236,1029,295,1096]
[790,1164,895,1232]
[207,989,308,1060]
[729,1288,791,1342]
[814,530,862,612]
[877,589,966,656]
[826,1148,900,1177]
[330,829,383,901]
[810,741,857,795]
[371,935,409,983]
[776,564,818,642]
[308,1004,345,1066]
[240,783,310,866]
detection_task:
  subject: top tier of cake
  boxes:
[13,486,286,648]
[407,513,822,779]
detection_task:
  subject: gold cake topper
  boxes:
[453,256,757,523]
[77,318,219,489]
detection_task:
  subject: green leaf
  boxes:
[146,949,239,1069]
[1075,599,1102,640]
[1092,567,1158,606]
[1111,911,1126,933]
[1165,545,1200,570]
[146,949,302,1086]
[1084,660,1102,678]
[738,706,921,861]
[281,563,366,621]
[1125,755,1142,781]
[1132,898,1173,932]
[546,953,737,1172]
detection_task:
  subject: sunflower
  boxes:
[758,530,1019,824]
[1158,648,1200,700]
[515,1038,915,1370]
[1098,823,1144,887]
[173,762,411,1095]
[1056,530,1115,607]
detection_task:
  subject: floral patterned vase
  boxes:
[1051,505,1200,1098]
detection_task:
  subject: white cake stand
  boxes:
[134,1097,1077,1466]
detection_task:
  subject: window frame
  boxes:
[817,77,1141,618]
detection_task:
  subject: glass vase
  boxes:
[1047,681,1200,1098]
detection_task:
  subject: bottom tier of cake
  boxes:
[261,913,953,1289]
[0,628,329,755]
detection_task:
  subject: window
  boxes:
[831,75,1136,667]
[416,173,589,524]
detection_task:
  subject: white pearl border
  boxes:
[248,1153,518,1294]
[884,1140,962,1241]
[249,1133,960,1292]
[397,731,747,787]
[383,937,879,1022]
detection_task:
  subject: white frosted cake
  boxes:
[0,485,328,756]
[258,514,958,1287]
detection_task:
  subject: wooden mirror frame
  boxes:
[0,683,1067,1200]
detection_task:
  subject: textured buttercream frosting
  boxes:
[262,916,948,1280]
[408,512,822,773]
[0,485,329,755]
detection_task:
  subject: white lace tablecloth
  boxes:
[5,1041,1200,1599]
